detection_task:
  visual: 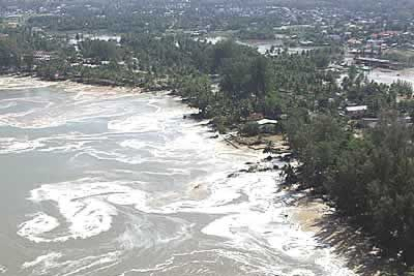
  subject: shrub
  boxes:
[240,122,260,137]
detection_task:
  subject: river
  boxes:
[0,77,355,276]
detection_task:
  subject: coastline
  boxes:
[0,75,144,94]
[288,191,380,276]
[226,134,394,276]
[1,75,385,275]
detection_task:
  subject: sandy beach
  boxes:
[288,187,398,276]
[0,75,143,94]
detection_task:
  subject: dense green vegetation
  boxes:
[174,41,343,132]
[285,110,414,266]
[0,28,61,71]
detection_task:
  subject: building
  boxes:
[355,57,402,69]
[346,105,368,118]
[257,119,278,126]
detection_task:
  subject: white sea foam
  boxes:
[0,137,45,154]
[119,139,148,150]
[288,269,316,276]
[19,178,154,243]
[18,160,331,271]
[22,252,63,271]
[0,132,108,156]
[314,251,356,276]
[21,179,123,242]
[77,147,146,165]
[19,147,355,276]
[116,216,192,251]
[0,90,137,130]
[17,213,60,243]
[107,98,197,135]
[142,168,355,275]
[22,251,121,276]
[108,114,165,133]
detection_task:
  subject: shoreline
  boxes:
[0,72,172,93]
[0,75,390,275]
[281,180,407,276]
[227,133,396,276]
[288,190,383,276]
[0,75,145,94]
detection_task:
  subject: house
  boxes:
[7,22,19,28]
[33,51,52,62]
[257,119,279,134]
[346,105,368,118]
[299,40,314,46]
[355,57,402,69]
[257,119,278,126]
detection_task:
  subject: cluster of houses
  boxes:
[346,27,414,69]
[240,103,404,135]
[344,105,412,128]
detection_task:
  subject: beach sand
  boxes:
[289,189,391,276]
[0,75,143,94]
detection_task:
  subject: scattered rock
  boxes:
[227,172,240,178]
[278,154,293,162]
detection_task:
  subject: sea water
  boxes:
[0,77,355,276]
